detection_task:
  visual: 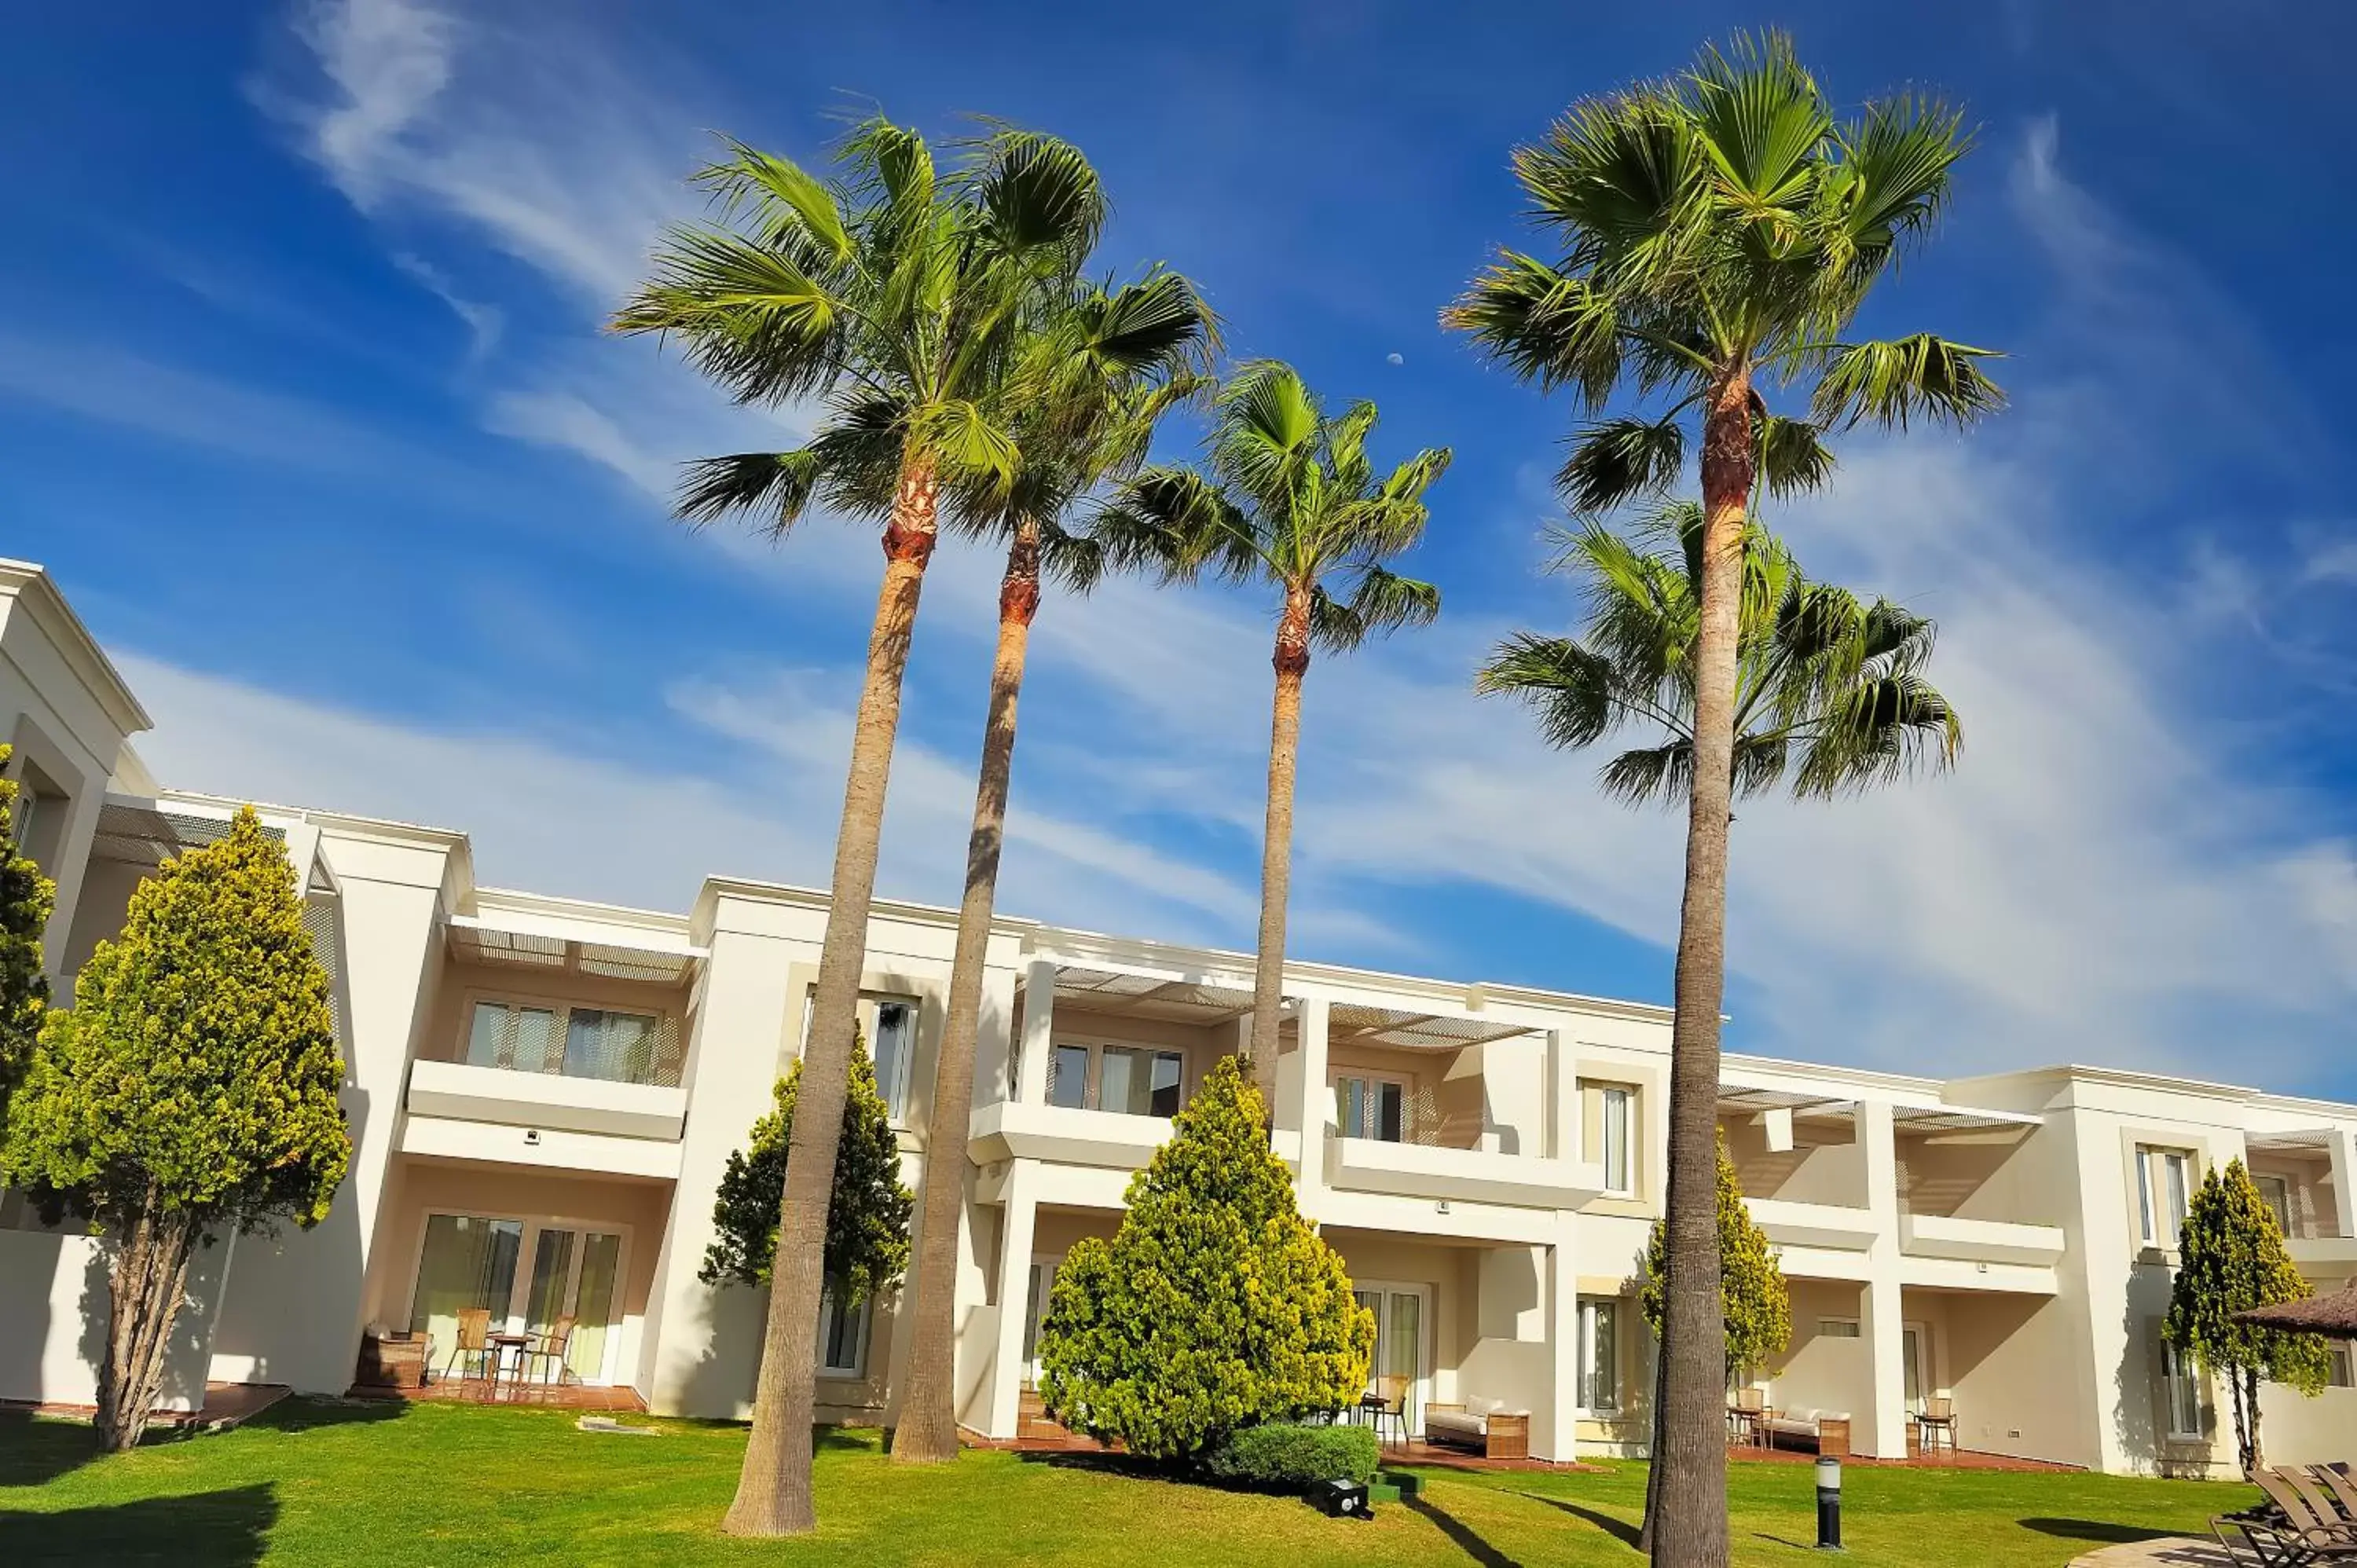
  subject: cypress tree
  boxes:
[1,807,348,1451]
[1036,1055,1374,1460]
[2165,1157,2330,1477]
[1640,1133,1791,1379]
[701,1026,912,1308]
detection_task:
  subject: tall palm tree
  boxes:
[890,269,1215,1465]
[1100,361,1450,1109]
[1479,504,1962,809]
[612,119,1107,1538]
[1446,35,2000,1563]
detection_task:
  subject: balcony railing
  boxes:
[1744,1196,1879,1252]
[405,1059,687,1141]
[1328,1134,1603,1210]
[1897,1211,2065,1268]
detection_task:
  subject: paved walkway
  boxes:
[2069,1539,2234,1567]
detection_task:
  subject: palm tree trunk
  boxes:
[726,456,940,1537]
[891,518,1043,1465]
[1649,367,1752,1568]
[1245,585,1311,1113]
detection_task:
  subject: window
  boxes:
[2328,1343,2354,1390]
[801,993,921,1124]
[2136,1146,2194,1248]
[1578,1298,1621,1412]
[1047,1040,1186,1117]
[1600,1086,1634,1196]
[1336,1074,1409,1142]
[818,1283,870,1378]
[2161,1339,2203,1440]
[467,998,673,1086]
[2254,1173,2293,1238]
[1817,1318,1862,1339]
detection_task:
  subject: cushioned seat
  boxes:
[1420,1396,1533,1460]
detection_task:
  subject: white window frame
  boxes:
[801,991,923,1127]
[2253,1172,2294,1238]
[817,1282,871,1379]
[2161,1338,2204,1441]
[1578,1297,1622,1413]
[2327,1343,2354,1390]
[2136,1145,2195,1249]
[1045,1035,1189,1119]
[1332,1068,1413,1143]
[1817,1317,1862,1339]
[403,1205,634,1386]
[462,990,672,1085]
[1600,1084,1635,1196]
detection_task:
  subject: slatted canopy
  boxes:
[90,800,283,865]
[446,915,702,987]
[2247,1128,2338,1154]
[1048,965,1257,1025]
[1890,1104,2042,1135]
[1325,1001,1534,1052]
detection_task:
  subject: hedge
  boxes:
[1200,1421,1380,1489]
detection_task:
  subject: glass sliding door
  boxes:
[409,1212,625,1384]
[409,1214,522,1373]
[1353,1281,1429,1435]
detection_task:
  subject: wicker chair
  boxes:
[1728,1386,1768,1448]
[1916,1395,1959,1458]
[445,1307,494,1385]
[1358,1375,1409,1448]
[521,1315,578,1390]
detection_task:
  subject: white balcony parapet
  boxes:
[968,1100,1175,1171]
[2288,1236,2357,1270]
[1329,1136,1604,1211]
[1745,1196,1880,1251]
[1897,1211,2066,1268]
[405,1058,687,1142]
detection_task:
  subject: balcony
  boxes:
[968,1099,1175,1171]
[1745,1196,1879,1252]
[2288,1235,2357,1270]
[405,1059,687,1142]
[1327,1136,1602,1211]
[1898,1211,2066,1268]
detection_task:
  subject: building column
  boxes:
[2329,1129,2357,1242]
[1541,1221,1581,1462]
[1545,1028,1574,1162]
[1290,997,1329,1218]
[986,1164,1039,1440]
[1014,958,1055,1105]
[1857,1098,1910,1458]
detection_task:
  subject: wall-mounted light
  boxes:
[524,1129,541,1146]
[1435,1200,1451,1214]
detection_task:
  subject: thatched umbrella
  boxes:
[2234,1280,2357,1335]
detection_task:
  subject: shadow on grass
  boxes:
[244,1397,409,1436]
[2019,1517,2175,1544]
[0,1413,101,1488]
[1405,1493,1523,1566]
[0,1482,278,1565]
[1516,1491,1643,1549]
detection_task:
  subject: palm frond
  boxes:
[966,128,1106,268]
[1557,415,1687,514]
[694,137,853,266]
[610,226,845,405]
[1323,565,1440,650]
[677,449,824,534]
[1810,333,2006,430]
[1475,632,1629,751]
[1599,740,1692,808]
[1442,255,1629,408]
[1756,412,1835,499]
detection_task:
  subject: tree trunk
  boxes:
[1244,584,1311,1114]
[725,458,940,1536]
[95,1200,201,1453]
[1648,366,1753,1568]
[2241,1365,2263,1479]
[892,518,1042,1466]
[1640,1332,1670,1552]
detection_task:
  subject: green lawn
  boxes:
[0,1399,2253,1566]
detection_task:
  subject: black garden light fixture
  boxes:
[1815,1453,1843,1550]
[1307,1478,1372,1519]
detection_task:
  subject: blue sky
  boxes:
[5,2,2355,1095]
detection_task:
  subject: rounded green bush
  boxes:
[1200,1421,1380,1489]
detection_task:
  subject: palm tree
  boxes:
[1100,361,1450,1109]
[890,269,1215,1465]
[1480,504,1959,1544]
[611,119,1108,1538]
[1445,35,2000,1563]
[1479,505,1961,809]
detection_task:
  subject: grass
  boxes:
[0,1398,2255,1566]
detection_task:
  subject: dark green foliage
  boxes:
[1036,1057,1374,1460]
[1200,1421,1380,1489]
[0,747,54,1122]
[1640,1132,1791,1376]
[700,1027,913,1304]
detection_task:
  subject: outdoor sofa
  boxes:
[1420,1398,1531,1460]
[1761,1406,1851,1457]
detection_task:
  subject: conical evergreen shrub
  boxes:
[1036,1055,1373,1459]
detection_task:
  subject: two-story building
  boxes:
[0,558,2350,1474]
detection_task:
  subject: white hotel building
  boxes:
[0,557,2352,1475]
